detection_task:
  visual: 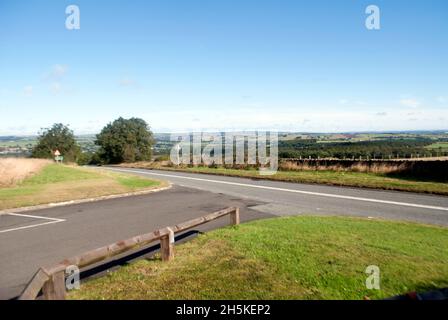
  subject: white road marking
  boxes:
[0,213,65,234]
[6,212,65,221]
[109,168,448,212]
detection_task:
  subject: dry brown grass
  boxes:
[125,160,408,175]
[118,161,166,169]
[279,160,408,174]
[0,158,50,187]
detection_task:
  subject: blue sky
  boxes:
[0,0,447,135]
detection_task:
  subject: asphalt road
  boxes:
[1,167,447,299]
[108,167,448,226]
[0,185,270,299]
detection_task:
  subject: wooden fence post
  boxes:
[230,207,240,225]
[42,269,66,300]
[18,268,50,300]
[160,227,174,261]
[20,207,241,299]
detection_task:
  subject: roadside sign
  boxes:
[53,150,63,162]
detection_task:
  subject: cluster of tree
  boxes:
[95,117,154,163]
[279,138,440,159]
[31,123,81,162]
[31,117,154,165]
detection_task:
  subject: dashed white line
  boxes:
[109,168,448,212]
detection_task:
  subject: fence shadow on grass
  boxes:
[79,230,201,282]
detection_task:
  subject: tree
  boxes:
[32,123,80,162]
[95,117,154,164]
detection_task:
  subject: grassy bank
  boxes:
[120,162,448,195]
[70,216,448,300]
[0,163,164,210]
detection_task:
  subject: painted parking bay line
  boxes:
[109,168,448,212]
[0,213,66,234]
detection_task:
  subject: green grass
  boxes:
[116,176,159,188]
[69,216,448,300]
[124,164,448,195]
[23,164,103,185]
[425,142,448,151]
[0,164,164,210]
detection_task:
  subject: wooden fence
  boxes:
[18,207,240,300]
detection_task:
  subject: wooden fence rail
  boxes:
[18,207,240,300]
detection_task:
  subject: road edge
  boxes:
[116,165,448,196]
[0,183,172,215]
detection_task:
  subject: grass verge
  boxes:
[0,164,165,210]
[120,163,448,195]
[69,216,448,300]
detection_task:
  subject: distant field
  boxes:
[0,162,164,210]
[70,216,448,300]
[0,135,98,153]
[2,132,448,158]
[0,140,35,148]
[0,137,36,148]
[425,142,448,151]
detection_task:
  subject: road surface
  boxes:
[108,167,448,226]
[0,167,447,299]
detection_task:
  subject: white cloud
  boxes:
[119,77,136,87]
[118,75,141,89]
[143,108,448,133]
[50,82,62,94]
[41,65,69,94]
[437,96,447,103]
[47,64,68,80]
[399,98,421,108]
[2,107,448,136]
[23,85,33,97]
[338,99,369,106]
